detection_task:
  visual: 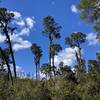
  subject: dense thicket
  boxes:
[0,59,100,100]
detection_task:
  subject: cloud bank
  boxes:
[54,47,79,67]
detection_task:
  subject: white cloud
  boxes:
[11,32,32,51]
[0,34,6,43]
[54,47,79,67]
[10,11,22,19]
[11,11,35,30]
[71,4,78,13]
[25,17,35,29]
[15,20,25,26]
[13,38,32,51]
[16,65,24,73]
[0,11,35,51]
[86,33,99,45]
[19,28,30,36]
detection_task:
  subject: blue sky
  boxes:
[0,0,99,74]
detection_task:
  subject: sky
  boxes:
[0,0,99,75]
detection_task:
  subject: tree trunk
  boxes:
[4,26,17,78]
[36,63,38,80]
[78,47,83,73]
[0,47,13,85]
[77,42,83,73]
[6,33,17,78]
[52,56,55,77]
[49,34,52,79]
[46,72,47,80]
[37,62,40,80]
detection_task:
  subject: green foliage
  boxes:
[96,52,100,61]
[0,58,100,100]
[51,44,62,57]
[41,63,51,79]
[65,32,86,80]
[65,32,86,48]
[79,0,100,22]
[42,16,61,79]
[31,43,42,64]
[42,16,61,39]
[0,8,14,24]
[79,0,100,41]
[94,22,100,31]
[31,43,42,80]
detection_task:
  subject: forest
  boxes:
[0,0,100,100]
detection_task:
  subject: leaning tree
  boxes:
[0,8,17,78]
[65,32,86,74]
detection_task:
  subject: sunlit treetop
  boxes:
[65,32,86,48]
[42,16,61,39]
[79,0,100,41]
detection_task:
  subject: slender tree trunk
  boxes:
[75,51,81,78]
[37,62,40,80]
[0,47,13,85]
[78,47,83,73]
[77,42,83,73]
[49,34,52,79]
[75,51,80,68]
[46,72,47,80]
[4,25,17,78]
[36,63,38,80]
[6,33,17,78]
[52,56,55,77]
[75,47,84,82]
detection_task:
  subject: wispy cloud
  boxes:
[19,28,30,36]
[71,4,79,13]
[25,17,35,29]
[86,33,99,45]
[0,34,6,43]
[15,20,25,26]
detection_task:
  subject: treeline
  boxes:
[0,0,100,100]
